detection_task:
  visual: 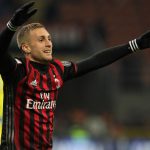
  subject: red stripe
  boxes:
[48,67,56,90]
[24,66,35,149]
[49,111,54,133]
[52,64,63,88]
[53,59,64,73]
[41,73,51,147]
[42,74,49,90]
[33,94,40,149]
[23,108,31,149]
[25,58,31,73]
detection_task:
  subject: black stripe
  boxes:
[6,86,10,148]
[46,71,52,91]
[29,71,36,149]
[19,78,28,148]
[51,60,63,77]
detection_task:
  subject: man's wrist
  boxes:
[129,39,140,52]
[7,21,18,31]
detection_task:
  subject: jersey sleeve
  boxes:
[75,44,132,77]
[0,56,25,83]
[62,61,78,81]
[0,54,17,75]
[0,26,17,76]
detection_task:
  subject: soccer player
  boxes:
[0,1,150,150]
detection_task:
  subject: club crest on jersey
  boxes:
[30,79,37,87]
[53,75,60,89]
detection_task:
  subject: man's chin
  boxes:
[48,56,53,61]
[45,56,53,62]
[45,55,53,61]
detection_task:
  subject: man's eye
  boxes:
[39,39,43,42]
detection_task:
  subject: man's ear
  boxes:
[21,43,31,54]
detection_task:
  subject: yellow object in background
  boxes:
[0,75,3,143]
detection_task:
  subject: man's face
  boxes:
[25,27,53,64]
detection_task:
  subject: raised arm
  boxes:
[75,31,150,77]
[0,1,37,74]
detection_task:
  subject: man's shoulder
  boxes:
[52,58,72,67]
[51,58,65,73]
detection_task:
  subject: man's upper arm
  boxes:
[0,54,17,75]
[62,61,78,81]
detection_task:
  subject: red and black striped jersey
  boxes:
[1,57,77,150]
[0,25,132,150]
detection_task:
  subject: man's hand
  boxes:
[7,1,37,31]
[137,31,150,49]
[129,31,150,52]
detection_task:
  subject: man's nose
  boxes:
[45,40,52,47]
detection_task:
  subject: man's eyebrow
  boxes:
[38,35,51,38]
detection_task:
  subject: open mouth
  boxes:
[43,50,52,54]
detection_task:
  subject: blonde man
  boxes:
[0,1,150,150]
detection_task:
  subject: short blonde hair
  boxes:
[17,23,45,48]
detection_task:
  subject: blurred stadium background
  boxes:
[1,0,150,149]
